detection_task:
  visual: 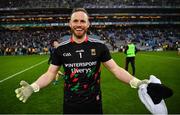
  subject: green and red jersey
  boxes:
[51,36,111,104]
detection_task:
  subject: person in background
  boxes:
[48,39,60,64]
[124,40,138,76]
[176,41,180,55]
[48,39,64,85]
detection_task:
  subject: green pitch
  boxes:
[0,51,180,114]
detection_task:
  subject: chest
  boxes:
[60,44,100,63]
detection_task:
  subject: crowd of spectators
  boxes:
[0,29,70,56]
[0,0,179,9]
[91,26,180,51]
[0,26,179,56]
[0,0,179,56]
[0,0,69,9]
[79,0,180,8]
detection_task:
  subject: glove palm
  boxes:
[15,81,33,103]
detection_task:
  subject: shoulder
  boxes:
[88,37,105,44]
[125,45,129,48]
[55,39,71,52]
[57,39,71,48]
[88,37,108,50]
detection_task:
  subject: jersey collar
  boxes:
[70,35,88,43]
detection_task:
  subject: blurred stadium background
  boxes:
[0,0,180,114]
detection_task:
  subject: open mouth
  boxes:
[75,28,84,34]
[75,28,83,32]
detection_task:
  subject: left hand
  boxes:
[130,77,149,88]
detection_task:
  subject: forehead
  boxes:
[71,11,89,21]
[54,41,58,43]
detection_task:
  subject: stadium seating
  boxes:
[0,0,179,56]
[0,26,179,56]
[0,0,180,8]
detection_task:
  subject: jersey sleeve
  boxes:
[100,44,112,62]
[51,48,62,66]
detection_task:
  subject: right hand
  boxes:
[15,80,34,103]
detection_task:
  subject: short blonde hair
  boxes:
[71,8,89,17]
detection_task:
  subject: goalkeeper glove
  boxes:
[129,77,149,88]
[15,80,39,103]
[57,71,64,76]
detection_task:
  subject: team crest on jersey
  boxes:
[91,49,96,56]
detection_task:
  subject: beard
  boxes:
[71,28,87,39]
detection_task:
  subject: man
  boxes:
[15,8,148,114]
[124,40,137,76]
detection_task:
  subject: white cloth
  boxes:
[138,75,168,115]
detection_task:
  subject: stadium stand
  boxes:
[0,0,180,8]
[0,0,180,55]
[0,26,179,55]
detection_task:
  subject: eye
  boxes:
[80,20,86,23]
[73,19,78,23]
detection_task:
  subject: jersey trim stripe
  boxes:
[59,39,71,46]
[59,36,104,47]
[88,37,104,44]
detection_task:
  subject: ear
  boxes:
[87,20,90,28]
[69,20,72,28]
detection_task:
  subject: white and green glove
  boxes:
[130,77,149,88]
[15,80,39,103]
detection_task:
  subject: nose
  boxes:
[75,21,83,27]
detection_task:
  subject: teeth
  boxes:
[76,29,82,31]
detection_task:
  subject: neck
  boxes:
[72,34,87,44]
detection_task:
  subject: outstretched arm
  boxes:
[33,64,60,89]
[102,59,148,88]
[103,59,133,84]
